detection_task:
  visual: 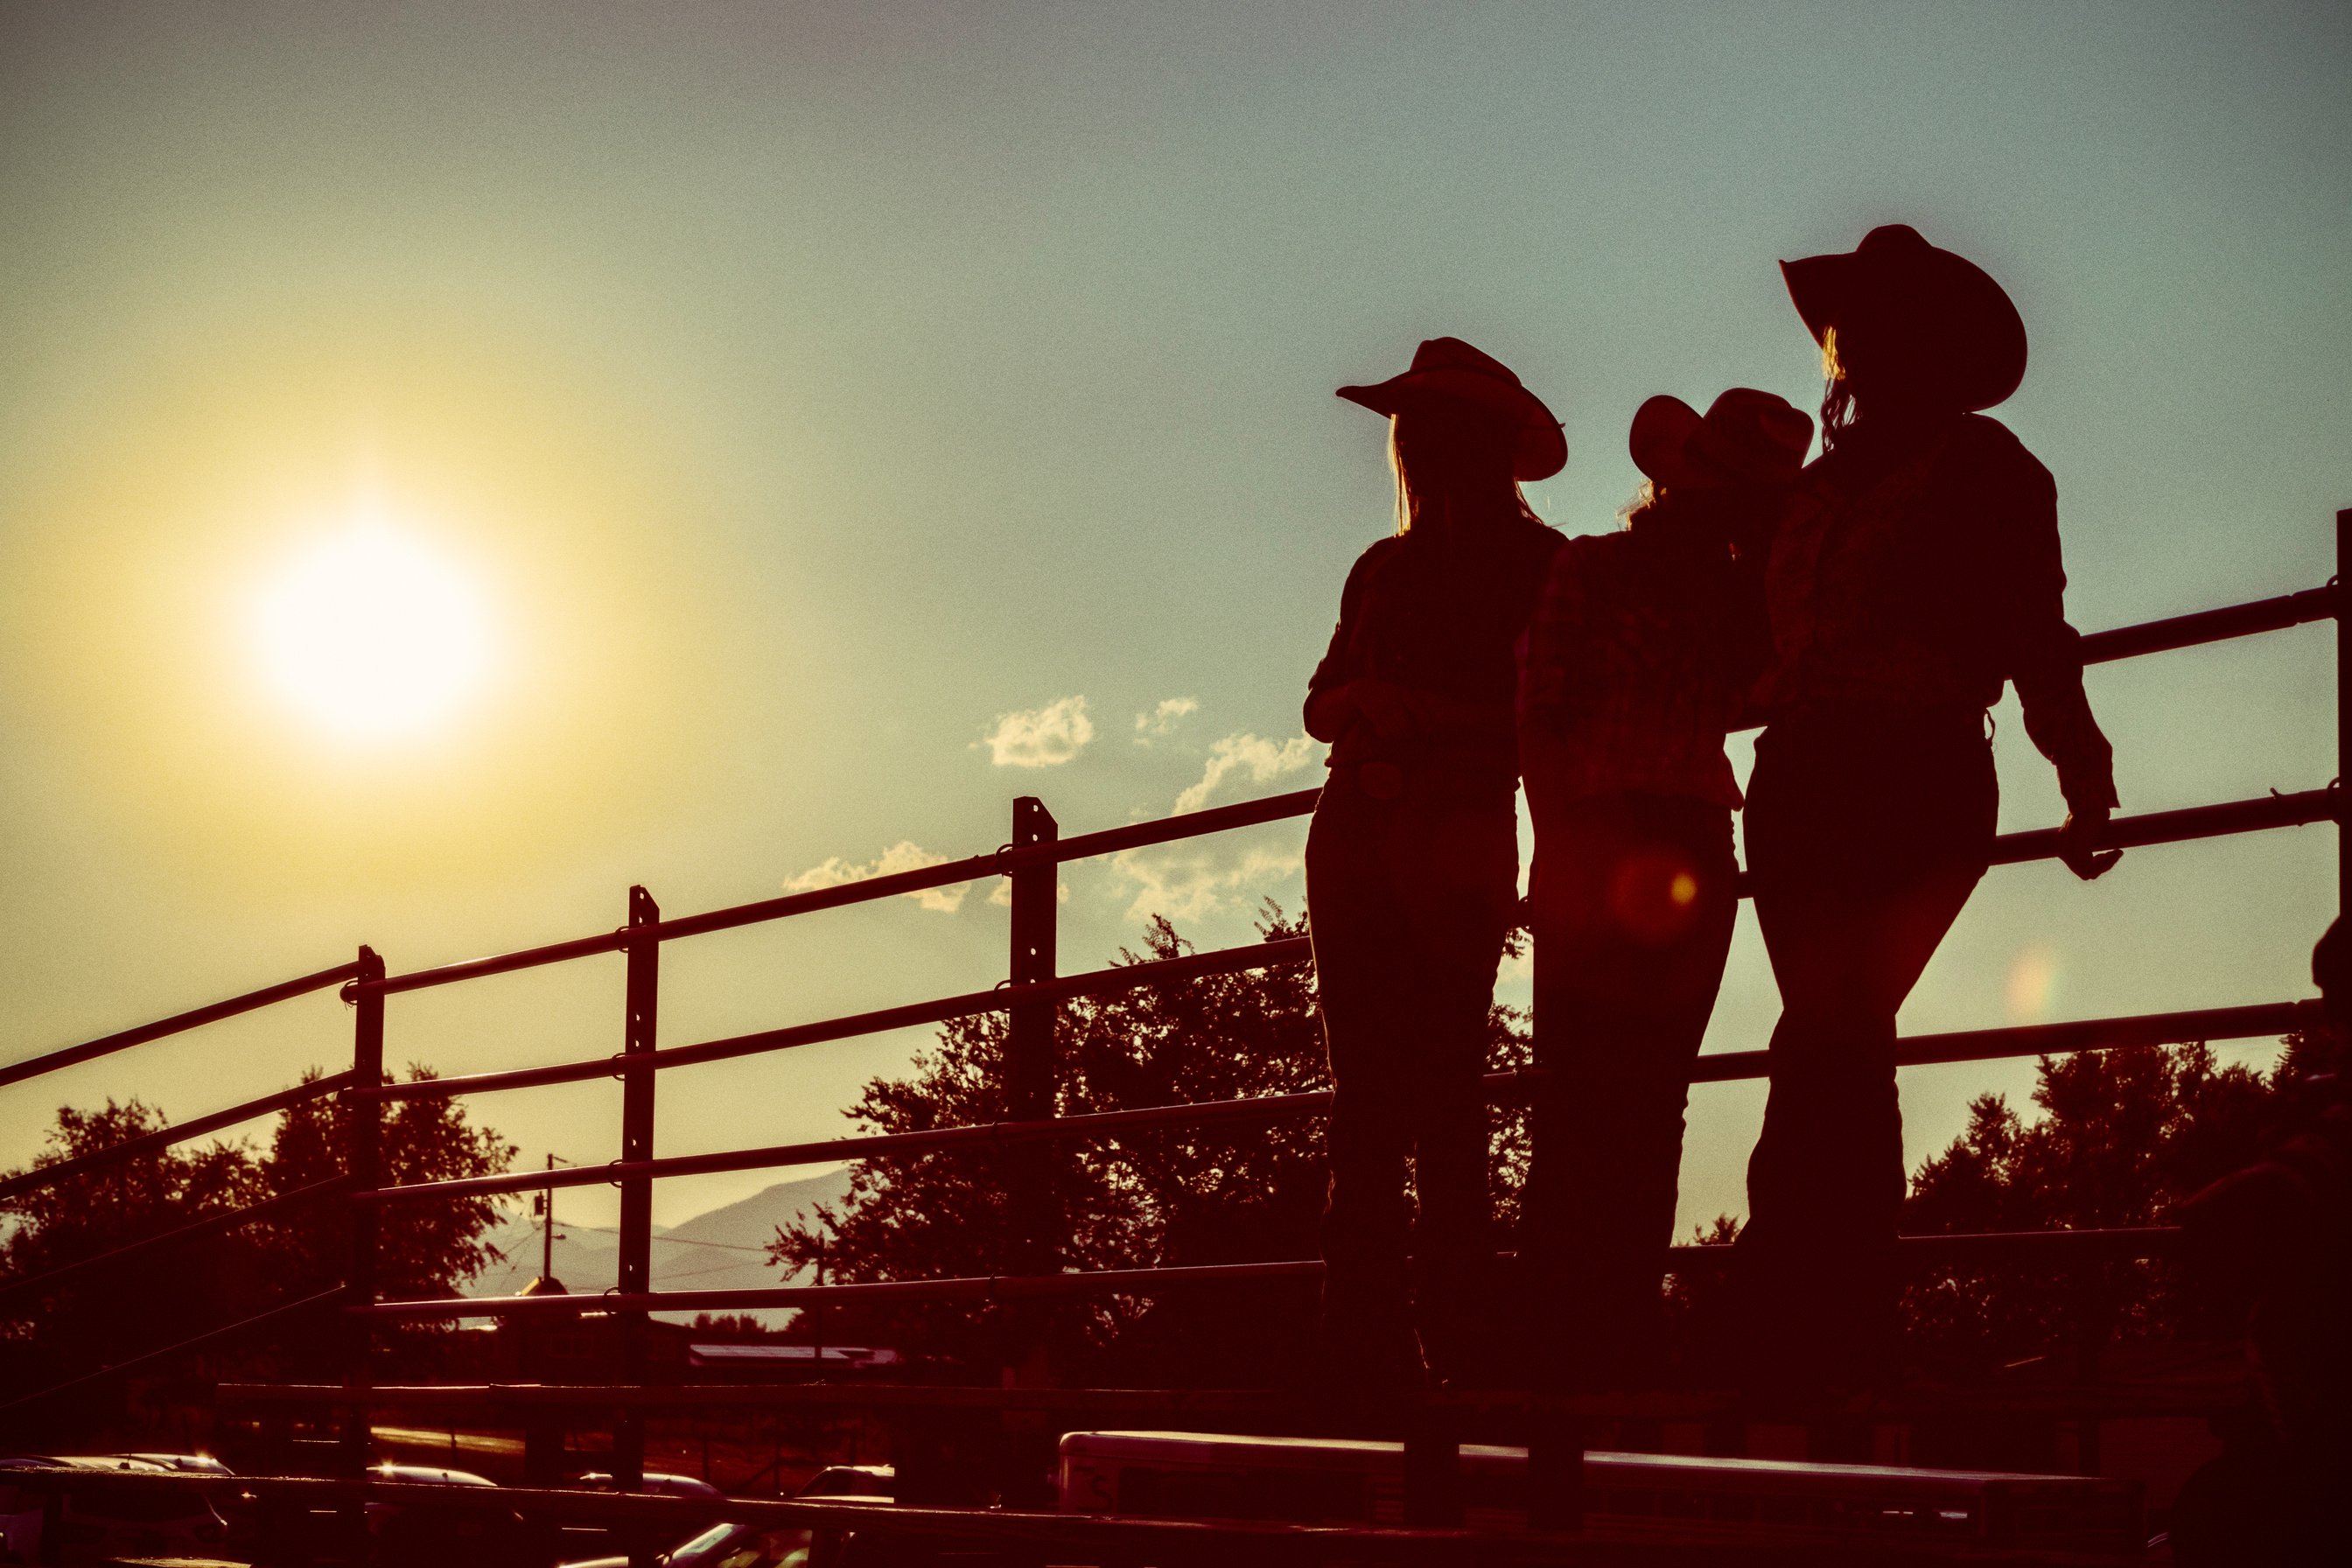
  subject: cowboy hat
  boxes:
[1780,224,2028,412]
[1338,336,1567,481]
[1629,388,1815,490]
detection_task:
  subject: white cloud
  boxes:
[1110,842,1305,924]
[1132,696,1200,742]
[984,696,1095,767]
[986,877,1072,908]
[1172,732,1319,814]
[786,840,970,914]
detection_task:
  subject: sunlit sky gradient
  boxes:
[4,3,2348,1251]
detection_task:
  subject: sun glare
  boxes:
[252,514,492,741]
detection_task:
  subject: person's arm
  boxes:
[1304,684,1354,744]
[1724,499,1787,731]
[1306,546,1381,743]
[1516,541,1591,738]
[2000,448,2120,878]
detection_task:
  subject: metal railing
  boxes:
[1,509,2345,1528]
[5,1463,2075,1566]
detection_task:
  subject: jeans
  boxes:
[1738,708,1998,1382]
[1306,773,1518,1382]
[1524,789,1739,1390]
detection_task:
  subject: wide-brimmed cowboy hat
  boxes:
[1338,336,1567,481]
[1629,388,1815,490]
[1780,224,2028,412]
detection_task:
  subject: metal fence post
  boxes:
[2337,508,2348,921]
[1004,798,1060,1276]
[990,800,1060,1505]
[1002,799,1060,1397]
[615,887,660,1502]
[342,947,384,1487]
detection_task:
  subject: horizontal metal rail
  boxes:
[4,1468,2014,1567]
[363,998,2316,1206]
[2077,584,2338,666]
[367,1080,1339,1203]
[1000,785,1325,871]
[357,1226,2179,1323]
[0,1285,345,1413]
[354,853,1004,999]
[0,961,359,1090]
[0,1071,356,1204]
[337,583,2340,1001]
[1690,997,2319,1084]
[0,1175,347,1307]
[1983,787,2335,869]
[358,934,1316,1104]
[361,1258,1323,1320]
[217,1374,2245,1421]
[351,792,1331,999]
[354,787,2331,1112]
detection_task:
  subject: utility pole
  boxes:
[533,1153,569,1286]
[811,1220,827,1376]
[521,1152,572,1488]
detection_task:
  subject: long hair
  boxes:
[1620,479,1662,531]
[1388,402,1538,536]
[1819,320,1964,453]
[1818,326,1858,454]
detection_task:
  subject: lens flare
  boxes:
[251,513,491,741]
[2005,943,2061,1022]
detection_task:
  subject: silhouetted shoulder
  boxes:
[1348,534,1408,578]
[1517,514,1567,556]
[1952,413,2054,496]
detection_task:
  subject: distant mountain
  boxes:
[662,1168,855,1259]
[466,1166,853,1328]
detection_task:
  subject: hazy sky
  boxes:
[4,2,2348,1259]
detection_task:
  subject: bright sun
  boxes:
[252,514,492,741]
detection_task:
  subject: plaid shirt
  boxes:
[1516,517,1770,811]
[1757,414,2117,813]
[1307,515,1564,790]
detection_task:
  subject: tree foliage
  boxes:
[1899,1039,2304,1376]
[774,897,2318,1388]
[266,1068,514,1300]
[0,1067,512,1398]
[772,906,1530,1382]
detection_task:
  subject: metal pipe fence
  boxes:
[0,514,2345,1515]
[351,998,2319,1209]
[10,1465,2062,1567]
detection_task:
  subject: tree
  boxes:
[0,1100,272,1376]
[1899,1039,2300,1378]
[773,905,2317,1390]
[264,1067,514,1301]
[0,1067,512,1404]
[770,906,1530,1382]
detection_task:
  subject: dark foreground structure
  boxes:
[4,511,2349,1563]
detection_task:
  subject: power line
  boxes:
[558,1221,773,1255]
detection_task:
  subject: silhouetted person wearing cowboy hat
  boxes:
[1739,224,2119,1392]
[1305,336,1565,1394]
[1518,388,1810,1395]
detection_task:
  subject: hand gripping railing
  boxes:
[3,509,2348,1521]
